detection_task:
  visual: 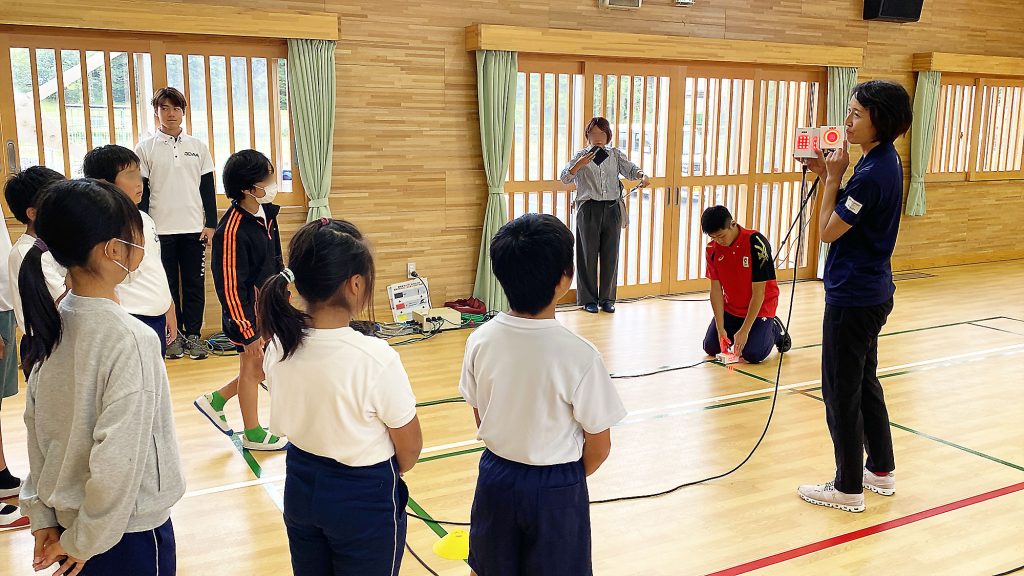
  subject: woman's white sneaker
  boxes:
[797,481,865,513]
[863,468,896,496]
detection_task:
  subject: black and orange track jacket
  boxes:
[211,201,283,345]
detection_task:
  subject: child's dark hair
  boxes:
[20,179,143,369]
[258,219,375,360]
[701,205,734,235]
[490,214,574,316]
[82,145,140,183]
[223,149,274,201]
[151,87,187,110]
[3,166,65,225]
[851,80,913,143]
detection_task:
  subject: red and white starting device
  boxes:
[795,126,845,159]
[716,352,742,365]
[820,125,845,150]
[795,127,819,159]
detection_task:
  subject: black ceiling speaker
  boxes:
[864,0,925,22]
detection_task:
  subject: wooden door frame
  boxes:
[584,60,681,300]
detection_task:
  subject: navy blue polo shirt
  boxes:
[824,141,903,307]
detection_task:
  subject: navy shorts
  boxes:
[59,519,175,576]
[283,445,408,576]
[469,449,591,576]
[132,313,167,357]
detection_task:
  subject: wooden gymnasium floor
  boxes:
[1,260,1023,575]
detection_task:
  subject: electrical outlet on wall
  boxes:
[407,262,417,278]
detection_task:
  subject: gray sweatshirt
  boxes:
[20,293,185,560]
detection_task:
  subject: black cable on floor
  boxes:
[994,564,1024,576]
[610,359,712,379]
[405,541,442,575]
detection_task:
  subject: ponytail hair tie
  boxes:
[33,238,49,252]
[319,217,330,227]
[280,268,295,284]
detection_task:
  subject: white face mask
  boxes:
[108,238,146,285]
[251,182,278,205]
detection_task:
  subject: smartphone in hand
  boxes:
[591,146,609,165]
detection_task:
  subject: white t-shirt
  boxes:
[9,234,68,331]
[135,130,214,235]
[459,313,627,466]
[116,211,173,317]
[0,217,15,312]
[265,327,418,467]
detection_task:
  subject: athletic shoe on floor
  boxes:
[0,469,21,500]
[773,317,792,353]
[185,335,209,360]
[0,504,27,528]
[863,468,896,496]
[797,481,865,513]
[166,335,184,360]
[194,393,233,435]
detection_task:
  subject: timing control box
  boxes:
[413,307,463,332]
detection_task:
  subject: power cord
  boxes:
[405,542,442,576]
[995,564,1024,576]
[610,359,712,379]
[410,270,431,309]
[205,333,240,356]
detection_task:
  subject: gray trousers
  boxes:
[575,199,622,305]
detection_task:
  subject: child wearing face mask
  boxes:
[83,145,177,357]
[194,149,288,451]
[19,179,184,576]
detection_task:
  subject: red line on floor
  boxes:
[704,481,1024,576]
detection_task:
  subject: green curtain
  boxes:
[827,67,859,126]
[287,39,336,222]
[817,66,860,277]
[907,71,941,216]
[471,50,517,312]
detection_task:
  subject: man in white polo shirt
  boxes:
[136,87,216,360]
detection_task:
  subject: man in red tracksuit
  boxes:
[701,206,791,363]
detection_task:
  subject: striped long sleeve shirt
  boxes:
[559,146,644,203]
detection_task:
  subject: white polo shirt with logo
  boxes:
[135,130,215,235]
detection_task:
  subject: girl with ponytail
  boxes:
[19,179,184,575]
[258,218,422,576]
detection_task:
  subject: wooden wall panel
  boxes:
[321,0,1024,316]
[330,0,1024,315]
[1,0,338,40]
[17,0,1023,328]
[467,25,863,68]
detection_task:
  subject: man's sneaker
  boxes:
[797,481,865,513]
[194,394,233,435]
[863,468,896,496]
[185,335,209,360]
[773,317,792,353]
[241,429,289,451]
[0,504,27,528]
[0,474,21,500]
[166,335,185,360]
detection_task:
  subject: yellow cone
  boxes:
[432,529,470,561]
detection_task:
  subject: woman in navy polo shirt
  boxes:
[798,80,913,513]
